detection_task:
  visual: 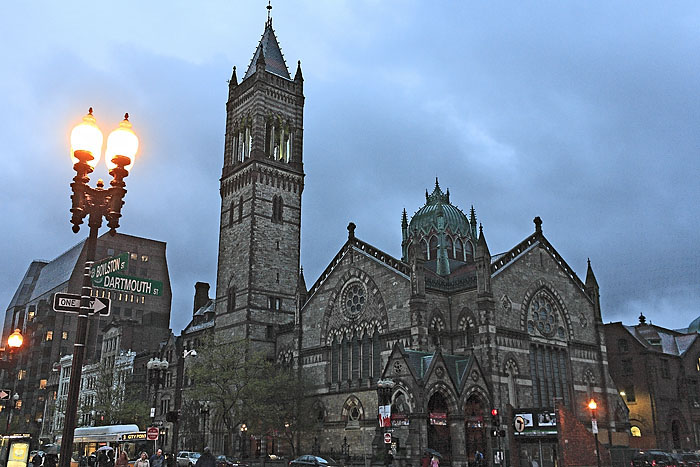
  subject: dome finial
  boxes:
[267,0,272,25]
[639,312,647,325]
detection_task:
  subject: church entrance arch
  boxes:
[427,392,451,462]
[464,394,487,465]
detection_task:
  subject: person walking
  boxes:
[150,449,165,467]
[115,452,129,467]
[165,453,177,467]
[430,456,439,467]
[135,452,150,467]
[194,447,216,467]
[44,453,57,467]
[31,452,43,467]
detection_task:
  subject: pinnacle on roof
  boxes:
[244,14,291,80]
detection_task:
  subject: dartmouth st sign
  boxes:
[90,253,163,296]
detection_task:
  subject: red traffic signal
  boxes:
[491,409,499,417]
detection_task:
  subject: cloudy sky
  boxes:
[1,1,698,334]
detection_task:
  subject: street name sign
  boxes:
[90,252,129,284]
[53,293,111,316]
[94,274,163,296]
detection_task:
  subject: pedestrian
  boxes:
[116,452,129,467]
[421,454,430,467]
[135,452,150,467]
[79,455,88,467]
[474,451,483,467]
[430,456,439,467]
[31,452,43,467]
[165,453,177,467]
[44,453,57,467]
[106,451,115,467]
[194,447,216,467]
[97,450,108,467]
[150,449,165,467]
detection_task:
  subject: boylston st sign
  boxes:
[90,252,129,282]
[52,293,111,316]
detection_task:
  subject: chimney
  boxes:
[193,282,210,315]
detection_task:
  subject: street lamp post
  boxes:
[200,402,210,451]
[1,329,24,434]
[588,399,602,467]
[147,358,170,421]
[377,379,395,462]
[59,109,138,467]
[240,424,248,458]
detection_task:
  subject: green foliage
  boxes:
[188,336,314,457]
[79,361,149,427]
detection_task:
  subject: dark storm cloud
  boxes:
[2,1,699,334]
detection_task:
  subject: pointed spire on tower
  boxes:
[295,60,303,82]
[585,258,599,289]
[256,45,266,72]
[476,224,490,258]
[230,66,238,86]
[244,5,292,80]
[401,208,408,229]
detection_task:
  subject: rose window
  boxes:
[342,281,366,318]
[528,294,558,338]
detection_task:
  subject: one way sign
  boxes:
[52,293,111,316]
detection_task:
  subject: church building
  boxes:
[213,12,629,467]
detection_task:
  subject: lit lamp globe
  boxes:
[105,114,138,173]
[588,399,597,411]
[70,108,104,169]
[7,329,23,349]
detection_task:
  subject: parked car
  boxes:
[216,456,240,467]
[670,452,700,467]
[289,456,336,467]
[631,450,675,467]
[177,452,201,467]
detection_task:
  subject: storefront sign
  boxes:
[513,409,556,436]
[430,412,447,426]
[391,413,409,426]
[379,405,391,427]
[119,432,147,441]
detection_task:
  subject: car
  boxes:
[670,452,700,467]
[216,456,235,467]
[289,456,336,467]
[177,452,201,467]
[631,450,675,467]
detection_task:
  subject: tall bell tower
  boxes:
[215,12,304,356]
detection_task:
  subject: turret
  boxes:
[401,209,409,260]
[475,225,492,295]
[585,258,602,322]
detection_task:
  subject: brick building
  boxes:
[210,13,630,467]
[1,232,172,438]
[604,315,700,451]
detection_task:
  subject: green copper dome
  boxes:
[408,179,472,237]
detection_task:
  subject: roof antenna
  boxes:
[267,0,272,24]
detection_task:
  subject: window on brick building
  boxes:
[617,339,628,353]
[630,426,641,437]
[661,359,670,379]
[227,287,236,313]
[624,385,636,403]
[268,296,281,311]
[621,359,634,375]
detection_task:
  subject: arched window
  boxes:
[445,236,454,259]
[529,344,571,408]
[465,240,473,259]
[341,336,349,381]
[227,287,235,313]
[238,196,243,222]
[351,334,360,380]
[420,239,428,260]
[630,426,642,437]
[618,339,629,353]
[505,360,518,407]
[228,201,235,227]
[429,314,446,349]
[362,334,371,379]
[331,337,339,383]
[372,332,382,377]
[429,236,438,260]
[455,238,464,261]
[458,313,476,349]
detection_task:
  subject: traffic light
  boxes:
[491,408,500,428]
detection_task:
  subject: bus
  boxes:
[57,425,148,466]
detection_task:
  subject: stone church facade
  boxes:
[214,14,629,467]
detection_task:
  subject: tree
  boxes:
[79,360,150,427]
[189,336,316,457]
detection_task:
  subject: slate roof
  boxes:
[623,323,698,356]
[404,348,472,386]
[244,19,291,80]
[30,239,85,301]
[6,261,47,310]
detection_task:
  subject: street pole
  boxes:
[588,399,601,467]
[58,222,97,467]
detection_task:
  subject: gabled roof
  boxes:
[620,323,698,356]
[6,260,47,310]
[244,19,291,80]
[490,220,591,303]
[30,239,86,301]
[304,232,410,306]
[403,347,472,388]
